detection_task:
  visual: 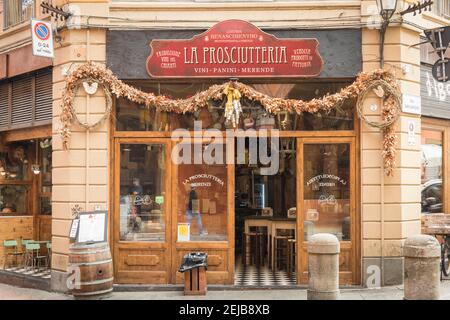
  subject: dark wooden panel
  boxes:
[107,29,361,80]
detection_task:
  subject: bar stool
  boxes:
[286,238,297,277]
[2,240,22,269]
[242,231,265,267]
[273,229,295,271]
[25,243,47,272]
[21,239,33,268]
[274,235,290,271]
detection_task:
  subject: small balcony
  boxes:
[3,0,34,30]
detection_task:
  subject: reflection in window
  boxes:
[39,143,52,215]
[119,144,166,241]
[0,185,29,214]
[421,129,443,214]
[176,143,228,241]
[303,144,350,241]
[0,143,29,181]
[116,82,354,132]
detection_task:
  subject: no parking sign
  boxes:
[31,20,54,58]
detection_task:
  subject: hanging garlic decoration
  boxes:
[223,85,242,129]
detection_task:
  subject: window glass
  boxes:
[0,143,29,181]
[176,142,228,241]
[0,185,29,214]
[39,144,52,215]
[116,82,354,131]
[421,129,443,214]
[303,143,351,241]
[119,144,166,241]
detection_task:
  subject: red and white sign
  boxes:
[31,20,54,58]
[146,20,323,78]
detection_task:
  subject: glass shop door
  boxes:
[113,138,172,284]
[297,137,358,285]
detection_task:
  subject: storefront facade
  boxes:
[420,40,450,217]
[0,0,436,291]
[106,24,361,285]
[0,42,53,273]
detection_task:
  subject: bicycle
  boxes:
[441,235,450,278]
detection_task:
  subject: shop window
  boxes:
[0,141,32,215]
[303,143,351,241]
[176,142,228,241]
[119,144,166,241]
[39,141,52,215]
[0,143,29,181]
[0,185,29,214]
[115,82,354,132]
[421,129,443,214]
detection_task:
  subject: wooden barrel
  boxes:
[68,242,113,297]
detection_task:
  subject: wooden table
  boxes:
[244,216,296,269]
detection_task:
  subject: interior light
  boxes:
[32,164,41,175]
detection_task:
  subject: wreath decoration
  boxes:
[69,78,113,130]
[60,62,401,176]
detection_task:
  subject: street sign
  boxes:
[432,59,449,83]
[31,19,54,58]
[402,94,421,115]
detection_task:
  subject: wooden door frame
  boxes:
[296,136,360,285]
[112,137,172,284]
[421,117,448,213]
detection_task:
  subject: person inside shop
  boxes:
[130,177,143,216]
[184,181,208,236]
[128,205,142,233]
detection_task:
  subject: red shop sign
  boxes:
[146,20,323,78]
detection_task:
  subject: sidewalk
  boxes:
[1,281,450,300]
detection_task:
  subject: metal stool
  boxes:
[2,240,22,269]
[25,243,47,272]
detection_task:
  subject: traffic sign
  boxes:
[31,20,54,58]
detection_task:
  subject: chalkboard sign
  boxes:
[75,211,108,244]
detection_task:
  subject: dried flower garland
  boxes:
[60,62,401,175]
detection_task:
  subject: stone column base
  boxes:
[51,270,70,293]
[362,257,404,287]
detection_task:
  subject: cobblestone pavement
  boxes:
[1,281,450,300]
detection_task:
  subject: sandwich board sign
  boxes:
[31,20,54,58]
